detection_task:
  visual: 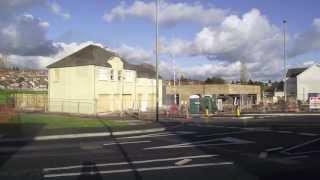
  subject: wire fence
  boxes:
[8,93,320,119]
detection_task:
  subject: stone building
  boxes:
[166,84,261,107]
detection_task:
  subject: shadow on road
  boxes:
[0,120,44,178]
[99,119,142,180]
[158,118,320,180]
[77,161,102,180]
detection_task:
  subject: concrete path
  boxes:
[0,127,166,142]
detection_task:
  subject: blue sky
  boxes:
[2,0,320,81]
[38,0,320,45]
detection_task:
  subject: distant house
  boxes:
[286,64,320,101]
[47,45,162,114]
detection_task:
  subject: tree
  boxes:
[271,81,284,91]
[205,77,225,84]
[17,77,25,83]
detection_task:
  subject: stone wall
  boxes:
[166,84,261,104]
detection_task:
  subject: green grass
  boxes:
[9,113,127,129]
[0,89,47,105]
[0,94,8,104]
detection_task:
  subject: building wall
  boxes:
[95,57,162,112]
[136,78,162,111]
[48,57,163,114]
[297,65,320,101]
[286,77,297,97]
[48,65,95,114]
[166,84,261,105]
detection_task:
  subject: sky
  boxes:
[1,0,320,81]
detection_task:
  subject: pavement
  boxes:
[1,116,320,179]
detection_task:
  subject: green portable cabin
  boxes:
[189,95,200,114]
[200,95,218,113]
[211,95,218,112]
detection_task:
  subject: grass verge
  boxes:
[8,113,127,129]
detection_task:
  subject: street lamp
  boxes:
[155,0,159,122]
[283,20,287,102]
[170,53,176,105]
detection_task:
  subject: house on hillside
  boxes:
[286,64,320,101]
[47,45,162,114]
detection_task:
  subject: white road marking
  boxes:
[241,127,271,131]
[103,140,151,146]
[43,154,218,172]
[174,159,192,166]
[117,131,195,140]
[276,131,293,134]
[0,140,150,152]
[265,146,283,152]
[258,152,268,159]
[259,146,284,158]
[283,155,309,160]
[227,126,239,129]
[145,137,254,150]
[281,137,320,155]
[298,133,319,136]
[175,131,196,135]
[196,131,249,137]
[0,128,166,142]
[44,162,233,178]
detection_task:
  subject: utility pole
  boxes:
[283,20,287,102]
[155,0,159,122]
[170,53,176,104]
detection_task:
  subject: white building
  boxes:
[286,64,320,101]
[47,45,162,114]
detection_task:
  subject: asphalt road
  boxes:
[1,116,320,180]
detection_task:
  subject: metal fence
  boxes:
[11,93,320,118]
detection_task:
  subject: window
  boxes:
[118,70,122,81]
[110,69,114,80]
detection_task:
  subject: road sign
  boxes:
[310,96,320,109]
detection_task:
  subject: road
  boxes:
[1,116,320,180]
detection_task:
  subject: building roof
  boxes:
[47,45,158,79]
[286,67,307,78]
[47,45,115,68]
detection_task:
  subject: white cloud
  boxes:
[288,18,320,57]
[39,21,50,28]
[160,60,242,80]
[161,9,284,80]
[104,0,228,26]
[303,60,315,66]
[0,0,44,19]
[0,0,72,57]
[6,41,152,69]
[0,14,58,56]
[48,1,70,20]
[114,44,151,64]
[6,41,103,68]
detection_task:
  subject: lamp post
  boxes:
[155,0,159,122]
[283,20,287,102]
[170,53,176,104]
